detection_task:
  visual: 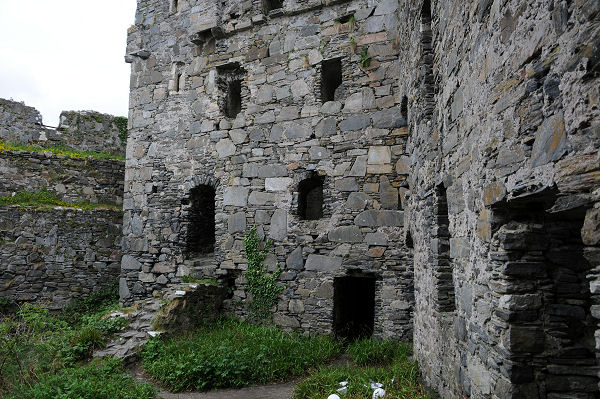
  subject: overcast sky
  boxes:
[0,1,137,126]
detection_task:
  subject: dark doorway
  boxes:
[333,275,376,340]
[321,58,343,103]
[185,185,216,256]
[298,174,324,220]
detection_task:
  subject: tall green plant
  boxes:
[243,226,284,321]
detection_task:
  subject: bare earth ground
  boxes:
[132,353,353,399]
[156,382,296,399]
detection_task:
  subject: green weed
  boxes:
[4,358,156,399]
[142,318,342,392]
[0,189,120,210]
[294,340,429,399]
[0,140,125,160]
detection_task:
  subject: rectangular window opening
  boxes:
[321,58,343,103]
[217,63,245,119]
[263,0,283,14]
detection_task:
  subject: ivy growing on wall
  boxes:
[243,226,284,321]
[113,116,128,144]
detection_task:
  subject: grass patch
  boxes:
[0,287,153,399]
[294,339,429,399]
[0,189,120,210]
[3,358,156,399]
[0,140,125,160]
[141,318,343,391]
[181,276,218,285]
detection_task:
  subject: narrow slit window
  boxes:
[298,174,324,220]
[321,58,343,103]
[400,96,408,122]
[263,0,283,14]
[171,0,179,14]
[435,184,454,312]
[174,73,182,92]
[421,0,431,24]
[225,79,242,118]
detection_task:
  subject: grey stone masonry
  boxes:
[0,149,124,205]
[122,0,600,397]
[0,98,127,156]
[0,98,56,143]
[398,0,600,398]
[0,208,122,309]
[57,111,126,156]
[122,0,413,340]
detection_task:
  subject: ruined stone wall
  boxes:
[0,150,124,205]
[122,0,413,339]
[0,98,56,143]
[0,99,127,308]
[57,111,127,156]
[0,98,127,156]
[0,208,122,309]
[396,0,600,398]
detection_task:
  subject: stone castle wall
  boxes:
[0,208,122,309]
[57,111,127,156]
[0,98,127,156]
[123,0,600,397]
[0,150,124,205]
[395,0,600,398]
[0,98,55,143]
[122,0,413,339]
[0,98,126,308]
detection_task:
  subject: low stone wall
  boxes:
[0,150,124,205]
[57,111,126,156]
[0,207,123,308]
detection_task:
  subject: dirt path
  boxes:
[156,381,296,399]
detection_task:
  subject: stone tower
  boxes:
[122,0,413,340]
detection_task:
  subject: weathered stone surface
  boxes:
[118,2,600,397]
[328,226,363,243]
[269,209,287,241]
[530,113,567,167]
[348,156,368,176]
[355,210,403,227]
[346,192,369,210]
[305,255,343,271]
[228,211,247,233]
[223,187,249,206]
[216,138,236,157]
[582,208,600,246]
[122,254,142,270]
[286,246,304,270]
[265,177,293,191]
[365,232,388,245]
[335,177,359,191]
[368,146,391,164]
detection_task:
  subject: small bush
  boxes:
[142,318,342,392]
[0,291,131,397]
[4,358,156,399]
